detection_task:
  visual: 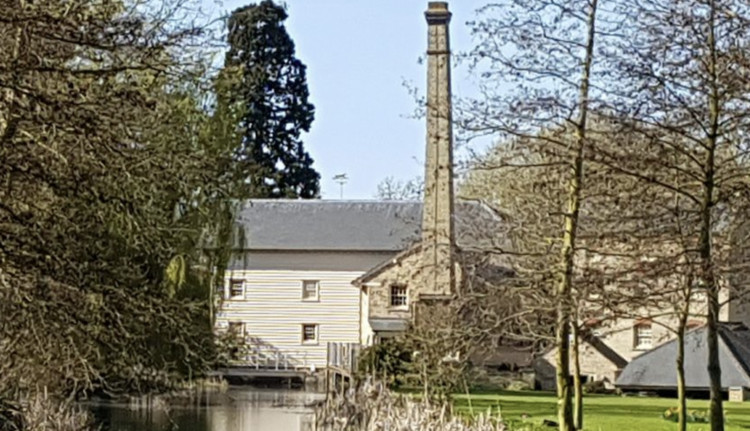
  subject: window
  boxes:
[584,318,603,337]
[302,324,318,344]
[633,322,653,350]
[228,321,244,337]
[228,279,244,299]
[390,284,408,307]
[692,289,707,302]
[302,280,320,301]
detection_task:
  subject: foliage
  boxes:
[581,380,608,395]
[0,0,251,408]
[401,301,477,403]
[0,391,94,431]
[357,339,412,387]
[662,407,709,424]
[222,0,320,198]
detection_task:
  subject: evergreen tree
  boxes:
[224,1,320,199]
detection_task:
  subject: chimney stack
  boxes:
[421,1,455,295]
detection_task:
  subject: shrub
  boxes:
[357,340,412,387]
[506,380,532,392]
[661,407,709,423]
[582,380,609,394]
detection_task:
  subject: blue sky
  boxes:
[201,0,488,199]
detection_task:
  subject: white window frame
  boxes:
[301,280,320,302]
[228,279,245,300]
[301,324,318,345]
[633,323,653,350]
[390,284,408,308]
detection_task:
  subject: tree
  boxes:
[223,0,320,199]
[375,176,424,201]
[465,1,603,428]
[0,0,249,416]
[595,1,750,428]
[462,122,730,431]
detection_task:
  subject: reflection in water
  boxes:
[92,388,321,431]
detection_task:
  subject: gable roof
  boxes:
[615,322,750,390]
[235,199,506,252]
[582,332,629,370]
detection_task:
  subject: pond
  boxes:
[90,388,322,431]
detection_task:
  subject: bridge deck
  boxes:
[210,366,309,380]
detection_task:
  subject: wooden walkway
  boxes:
[211,348,313,380]
[210,366,308,380]
[209,342,361,390]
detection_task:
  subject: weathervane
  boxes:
[333,173,348,199]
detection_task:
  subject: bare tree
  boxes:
[463,1,604,426]
[595,1,750,428]
[375,176,424,201]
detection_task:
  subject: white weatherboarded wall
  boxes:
[217,269,363,369]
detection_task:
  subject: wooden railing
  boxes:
[230,345,310,371]
[327,342,360,374]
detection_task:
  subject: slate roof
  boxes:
[235,199,506,252]
[616,322,750,390]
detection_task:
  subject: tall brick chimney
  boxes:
[421,1,455,296]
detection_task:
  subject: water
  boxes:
[91,388,322,431]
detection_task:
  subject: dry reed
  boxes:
[13,389,93,431]
[315,380,505,431]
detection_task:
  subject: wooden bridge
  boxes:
[210,342,361,385]
[211,347,313,380]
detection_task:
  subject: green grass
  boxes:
[453,391,750,431]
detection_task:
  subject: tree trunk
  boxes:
[676,318,687,431]
[572,321,583,430]
[0,0,24,144]
[554,297,573,431]
[555,2,598,430]
[704,1,723,429]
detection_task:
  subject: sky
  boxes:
[201,0,489,199]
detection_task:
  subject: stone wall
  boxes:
[365,248,469,321]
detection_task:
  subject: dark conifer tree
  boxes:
[224,1,320,199]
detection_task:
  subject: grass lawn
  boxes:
[453,391,750,430]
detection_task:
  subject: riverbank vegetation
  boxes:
[319,384,750,431]
[0,0,319,429]
[317,381,506,431]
